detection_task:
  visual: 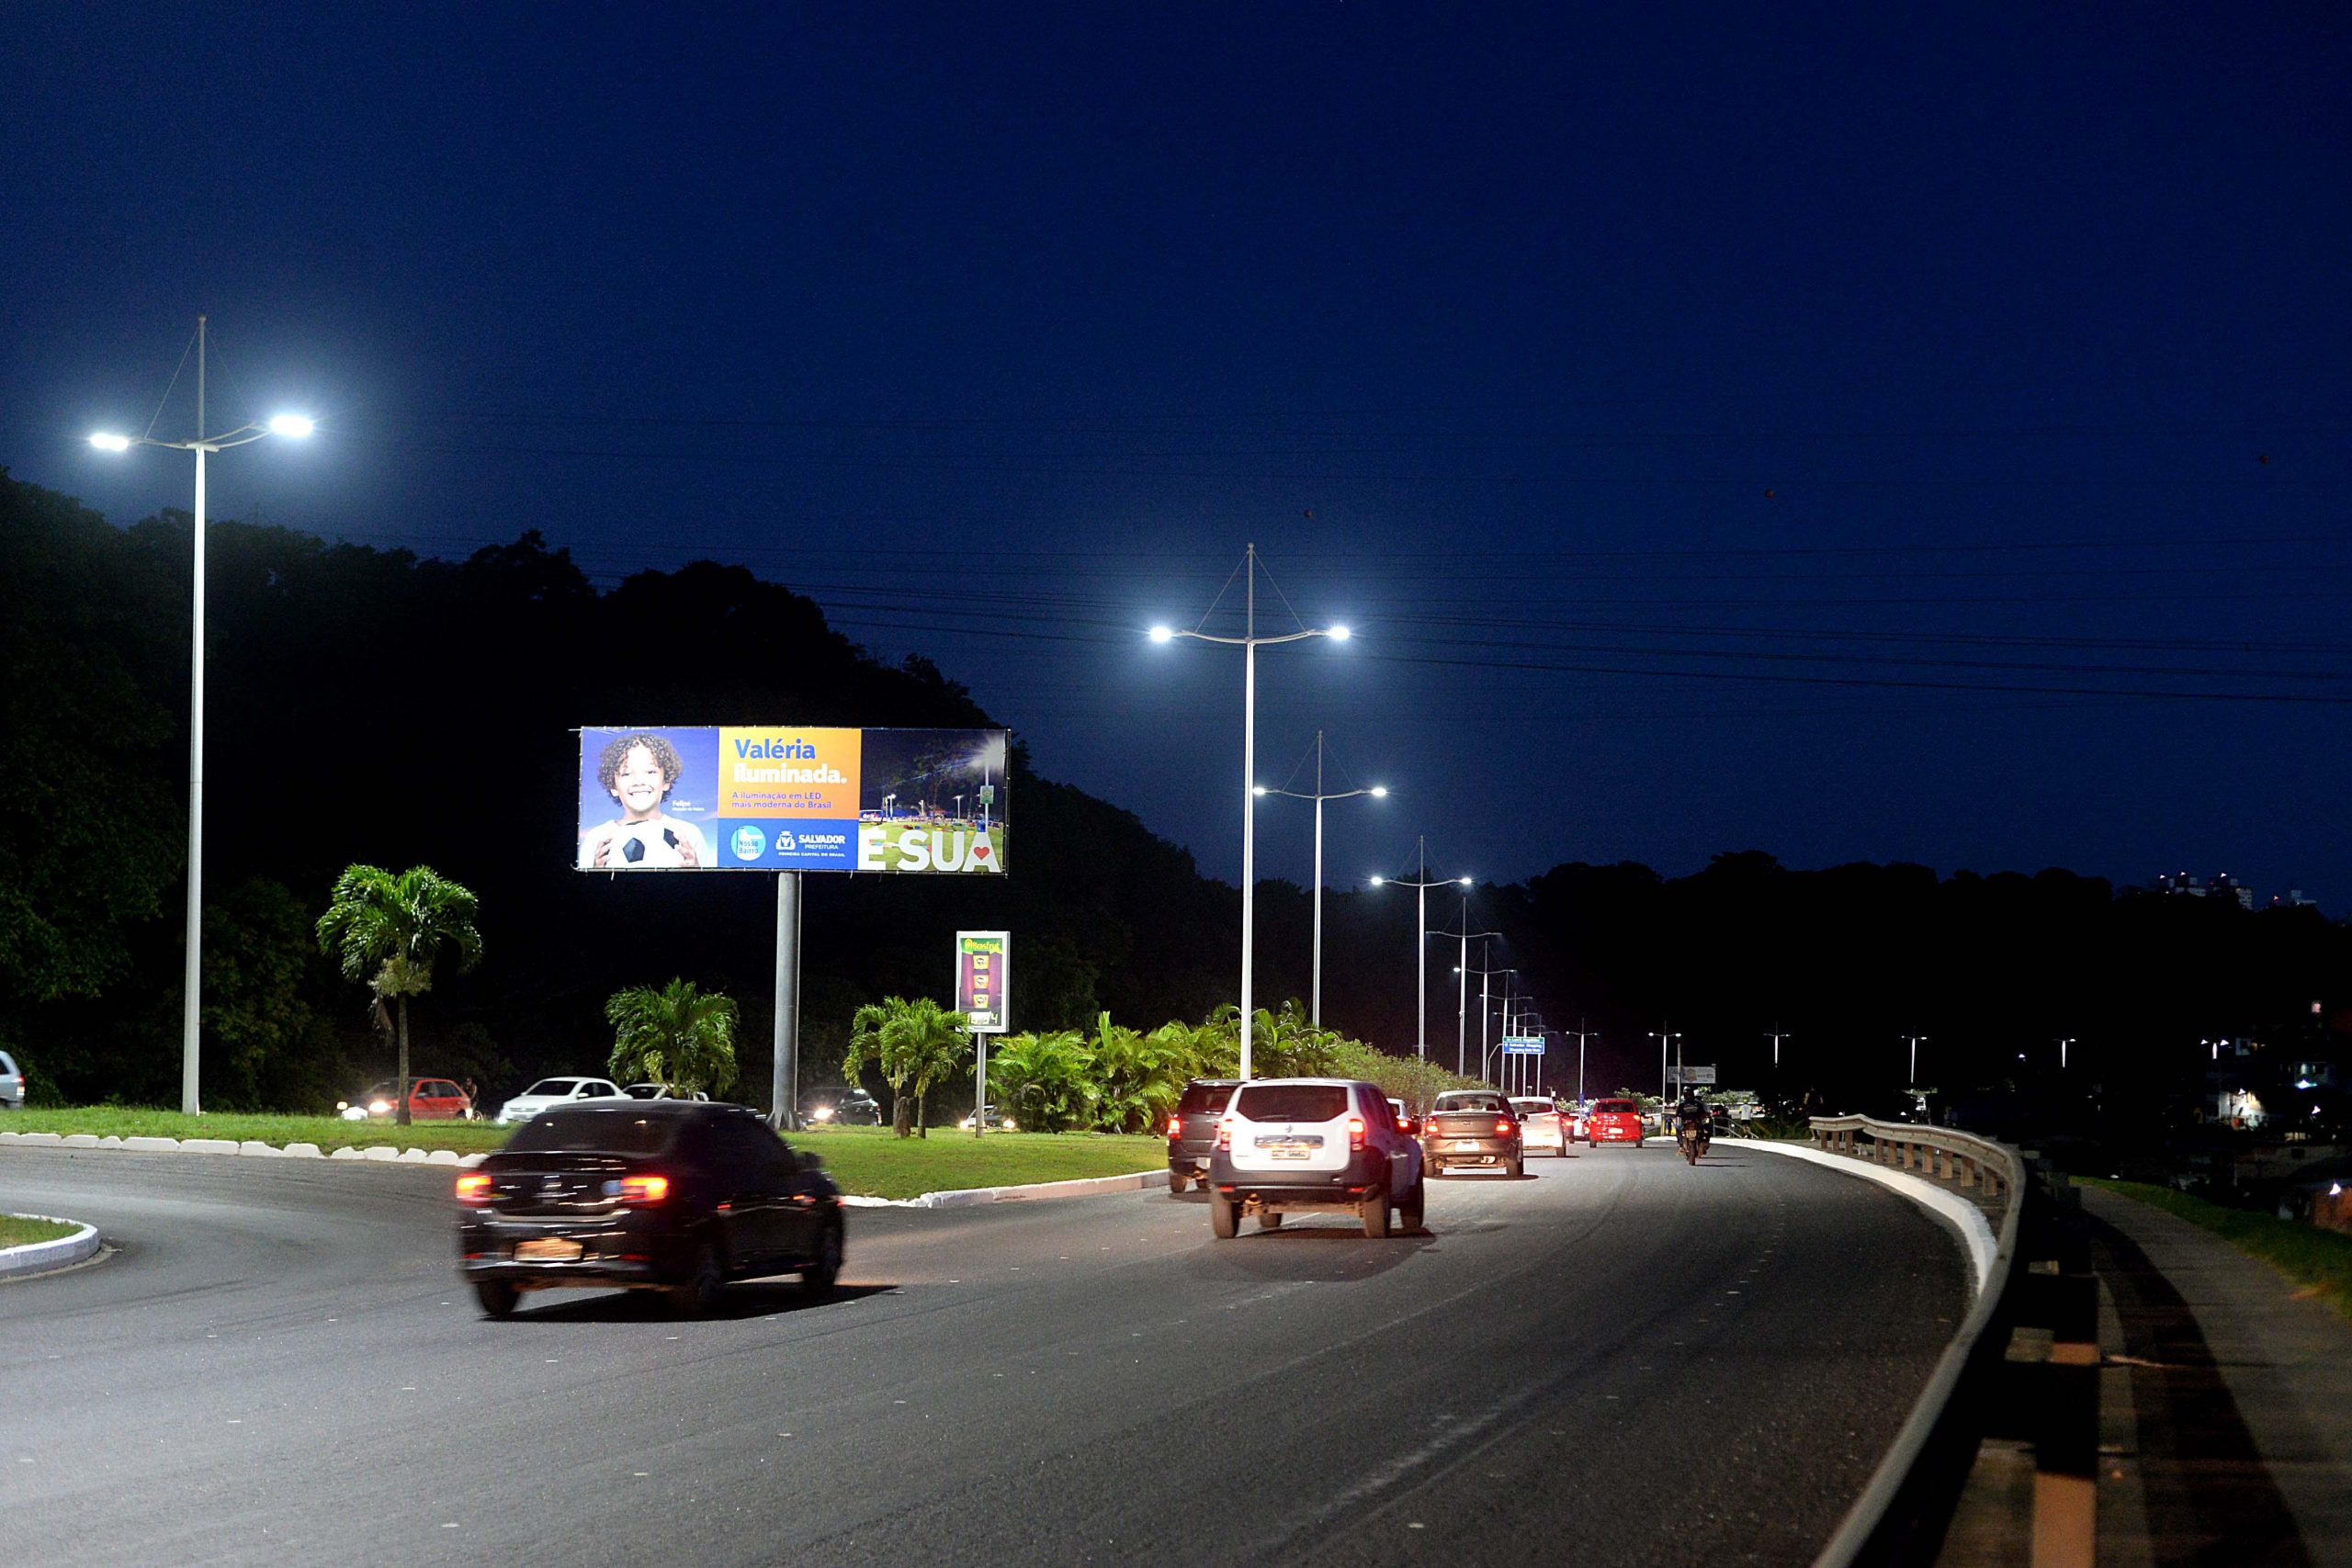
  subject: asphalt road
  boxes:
[0,1139,1967,1567]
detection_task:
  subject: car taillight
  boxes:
[1167,1114,1182,1138]
[455,1173,492,1205]
[612,1175,670,1204]
[1347,1114,1366,1151]
[1216,1116,1234,1152]
[1495,1118,1514,1138]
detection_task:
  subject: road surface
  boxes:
[0,1138,1967,1566]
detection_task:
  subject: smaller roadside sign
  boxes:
[956,931,1010,1032]
[1669,1064,1717,1085]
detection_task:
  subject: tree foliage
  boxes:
[606,978,739,1099]
[843,996,969,1137]
[986,1029,1097,1134]
[315,864,483,1124]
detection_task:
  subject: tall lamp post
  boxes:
[1649,1029,1681,1108]
[1370,836,1470,1062]
[91,317,314,1115]
[1906,1033,1928,1085]
[1458,943,1510,1083]
[1436,903,1501,1078]
[1151,546,1349,1080]
[1255,730,1385,1027]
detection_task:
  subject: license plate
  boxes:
[1256,1134,1320,1160]
[514,1238,583,1261]
[1453,1139,1481,1151]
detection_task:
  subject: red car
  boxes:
[1585,1097,1645,1148]
[338,1077,475,1122]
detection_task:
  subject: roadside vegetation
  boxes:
[2089,1179,2352,1323]
[0,1109,1163,1198]
[845,995,1481,1142]
[0,1213,80,1247]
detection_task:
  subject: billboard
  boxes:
[1499,1035,1545,1055]
[956,931,1010,1032]
[577,727,1009,874]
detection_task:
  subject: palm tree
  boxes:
[986,1029,1096,1134]
[315,865,483,1126]
[843,996,969,1138]
[606,979,738,1099]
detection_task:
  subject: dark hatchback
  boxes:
[457,1100,844,1318]
[1419,1089,1524,1178]
[1166,1077,1242,1194]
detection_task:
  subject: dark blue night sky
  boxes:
[7,4,2347,905]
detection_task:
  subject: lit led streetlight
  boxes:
[89,316,316,1115]
[1148,546,1351,1080]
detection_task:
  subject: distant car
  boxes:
[1206,1077,1425,1237]
[802,1088,882,1126]
[457,1100,843,1317]
[0,1049,22,1110]
[1586,1097,1645,1147]
[958,1104,1018,1131]
[1510,1096,1569,1156]
[337,1077,474,1122]
[1387,1097,1413,1135]
[1420,1089,1524,1177]
[619,1084,711,1102]
[494,1077,623,1125]
[1166,1077,1242,1194]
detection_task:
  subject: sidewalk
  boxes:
[2085,1185,2352,1567]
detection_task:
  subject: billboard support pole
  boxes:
[773,871,802,1130]
[973,1028,986,1139]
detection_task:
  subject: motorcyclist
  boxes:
[1676,1091,1712,1152]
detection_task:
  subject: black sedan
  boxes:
[457,1100,844,1317]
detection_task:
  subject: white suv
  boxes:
[1205,1077,1426,1238]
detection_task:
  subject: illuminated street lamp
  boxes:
[1151,545,1349,1080]
[1255,730,1385,1027]
[90,317,314,1115]
[1370,836,1470,1063]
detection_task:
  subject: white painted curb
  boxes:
[0,1213,101,1280]
[843,1166,1173,1210]
[1745,1139,1997,1293]
[0,1128,484,1169]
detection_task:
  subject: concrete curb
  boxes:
[1745,1137,1998,1293]
[0,1213,102,1280]
[842,1166,1174,1209]
[0,1128,488,1170]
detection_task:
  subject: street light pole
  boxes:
[1151,546,1349,1080]
[1370,838,1468,1062]
[2058,1036,2074,1071]
[91,317,313,1116]
[1907,1033,1927,1085]
[1258,731,1385,1027]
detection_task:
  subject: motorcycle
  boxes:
[1676,1117,1711,1165]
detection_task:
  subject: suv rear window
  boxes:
[1178,1081,1238,1113]
[505,1106,682,1156]
[1232,1083,1348,1123]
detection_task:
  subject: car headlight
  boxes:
[809,1106,834,1122]
[368,1100,392,1115]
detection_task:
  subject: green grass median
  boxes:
[2087,1179,2352,1323]
[1,1213,81,1247]
[1,1108,1166,1201]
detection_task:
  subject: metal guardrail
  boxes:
[1804,1116,2094,1568]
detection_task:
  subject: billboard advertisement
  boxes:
[577,727,1009,874]
[956,931,1009,1032]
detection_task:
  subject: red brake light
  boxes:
[617,1174,670,1204]
[1167,1114,1182,1138]
[1216,1115,1233,1152]
[455,1173,492,1205]
[1347,1114,1366,1151]
[1496,1118,1515,1138]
